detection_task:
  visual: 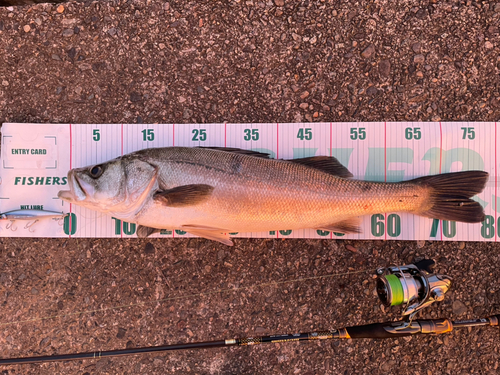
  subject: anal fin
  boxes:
[317,218,361,234]
[181,225,234,246]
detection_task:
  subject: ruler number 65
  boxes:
[405,127,421,140]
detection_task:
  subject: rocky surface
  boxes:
[0,0,500,374]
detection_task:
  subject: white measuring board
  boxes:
[0,122,497,242]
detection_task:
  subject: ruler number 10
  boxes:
[461,127,475,140]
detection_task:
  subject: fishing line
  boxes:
[0,268,373,327]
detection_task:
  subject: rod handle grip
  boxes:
[489,314,500,325]
[345,322,416,339]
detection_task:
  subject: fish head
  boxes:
[58,156,158,215]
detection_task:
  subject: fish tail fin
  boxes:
[412,171,488,223]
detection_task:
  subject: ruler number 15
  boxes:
[461,127,475,140]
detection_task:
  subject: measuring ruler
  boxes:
[0,122,497,241]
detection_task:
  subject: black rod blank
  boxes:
[0,315,498,366]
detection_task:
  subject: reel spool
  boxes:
[375,259,452,320]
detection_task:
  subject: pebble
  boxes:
[361,44,375,58]
[57,4,65,13]
[414,54,425,64]
[378,59,391,77]
[485,41,494,49]
[144,242,155,254]
[346,244,358,253]
[299,103,309,109]
[130,92,142,102]
[1,80,8,86]
[108,28,117,36]
[116,328,127,339]
[274,0,284,6]
[300,91,309,99]
[62,29,74,37]
[458,241,465,250]
[255,327,266,334]
[178,96,186,103]
[417,240,426,248]
[412,42,421,53]
[51,54,61,61]
[452,300,468,315]
[23,25,31,33]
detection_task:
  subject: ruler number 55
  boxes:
[350,128,366,140]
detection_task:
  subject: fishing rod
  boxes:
[0,259,497,365]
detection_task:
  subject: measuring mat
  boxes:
[0,122,497,242]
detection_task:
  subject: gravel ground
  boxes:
[1,0,500,374]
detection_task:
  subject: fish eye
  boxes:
[89,165,103,178]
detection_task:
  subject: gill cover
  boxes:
[58,157,158,217]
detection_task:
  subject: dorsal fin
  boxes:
[197,147,271,159]
[289,156,353,178]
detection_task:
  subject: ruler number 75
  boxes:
[461,127,475,140]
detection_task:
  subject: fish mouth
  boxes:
[58,171,88,202]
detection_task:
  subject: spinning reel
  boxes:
[375,259,452,322]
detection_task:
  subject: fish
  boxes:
[57,147,489,246]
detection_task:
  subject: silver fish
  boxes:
[57,147,488,245]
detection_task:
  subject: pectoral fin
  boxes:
[137,225,161,238]
[181,225,234,246]
[317,218,361,234]
[154,184,214,207]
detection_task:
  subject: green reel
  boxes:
[375,259,452,318]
